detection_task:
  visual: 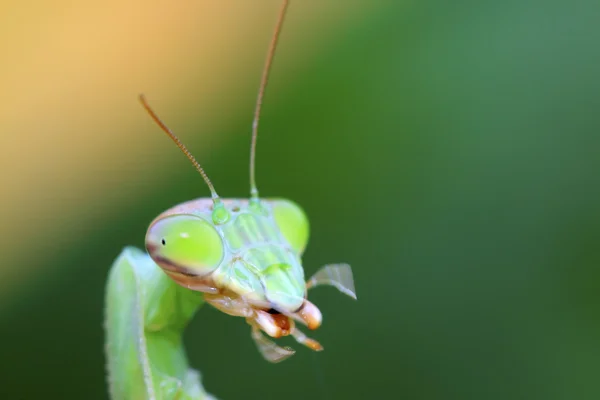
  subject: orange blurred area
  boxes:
[0,0,375,302]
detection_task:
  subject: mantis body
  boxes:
[104,2,356,399]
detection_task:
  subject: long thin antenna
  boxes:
[139,94,221,205]
[249,0,290,201]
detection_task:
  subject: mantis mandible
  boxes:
[104,2,356,399]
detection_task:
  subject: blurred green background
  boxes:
[1,0,600,399]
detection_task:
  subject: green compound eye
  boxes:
[146,214,224,276]
[272,199,309,254]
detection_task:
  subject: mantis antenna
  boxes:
[139,94,222,206]
[249,0,290,201]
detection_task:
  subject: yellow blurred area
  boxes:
[0,1,374,301]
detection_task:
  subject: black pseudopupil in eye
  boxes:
[161,239,166,245]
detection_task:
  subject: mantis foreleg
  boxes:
[104,246,215,400]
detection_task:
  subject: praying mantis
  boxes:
[104,1,356,399]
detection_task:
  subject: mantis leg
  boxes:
[306,263,357,300]
[105,246,215,400]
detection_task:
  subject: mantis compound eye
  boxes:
[272,199,310,255]
[146,214,224,276]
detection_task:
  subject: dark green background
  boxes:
[2,1,600,399]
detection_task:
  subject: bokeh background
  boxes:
[1,0,600,399]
